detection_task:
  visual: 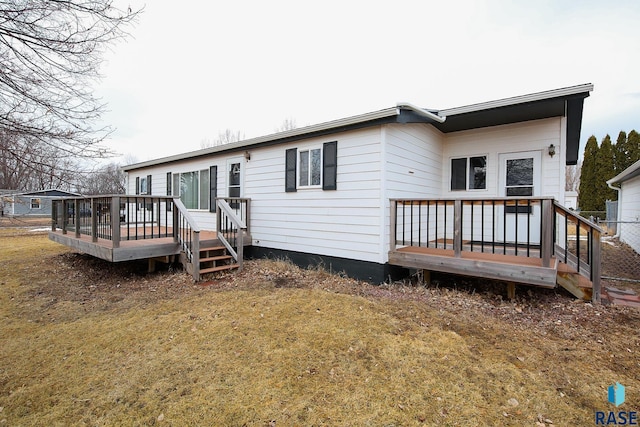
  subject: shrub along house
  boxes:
[49,83,603,301]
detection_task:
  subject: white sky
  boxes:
[95,0,640,164]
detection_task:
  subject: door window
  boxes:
[505,158,534,196]
[228,162,241,197]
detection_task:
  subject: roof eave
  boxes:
[123,107,399,171]
[607,159,640,184]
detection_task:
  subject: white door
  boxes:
[498,151,542,244]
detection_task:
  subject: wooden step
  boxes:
[556,263,593,301]
[200,263,239,274]
[200,255,233,263]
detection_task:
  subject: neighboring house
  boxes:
[120,83,593,282]
[4,189,81,217]
[607,159,640,254]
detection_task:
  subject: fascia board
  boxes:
[439,83,594,117]
[123,107,399,171]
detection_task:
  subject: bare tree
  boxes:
[275,118,297,133]
[76,162,125,194]
[0,1,140,179]
[201,129,245,148]
[565,160,582,192]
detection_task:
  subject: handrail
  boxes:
[216,198,248,271]
[173,198,201,280]
[552,200,602,303]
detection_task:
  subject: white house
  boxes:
[121,84,593,283]
[607,159,640,254]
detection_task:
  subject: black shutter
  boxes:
[146,175,152,194]
[323,141,337,191]
[209,165,217,212]
[166,172,172,195]
[285,148,297,192]
[135,177,140,195]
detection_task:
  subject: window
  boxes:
[30,198,41,209]
[136,175,152,195]
[285,141,337,192]
[505,158,533,196]
[299,148,321,187]
[172,170,209,209]
[451,156,486,191]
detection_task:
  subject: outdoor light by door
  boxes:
[548,144,556,157]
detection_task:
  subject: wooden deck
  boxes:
[389,245,559,288]
[49,227,219,263]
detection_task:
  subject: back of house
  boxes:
[122,84,593,282]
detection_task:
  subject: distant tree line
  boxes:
[579,130,640,211]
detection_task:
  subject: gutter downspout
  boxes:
[396,102,447,123]
[606,179,621,238]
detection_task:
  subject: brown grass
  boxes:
[1,231,639,426]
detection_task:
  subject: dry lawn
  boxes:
[1,229,639,426]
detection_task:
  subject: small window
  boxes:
[285,142,337,192]
[299,148,322,187]
[451,156,486,191]
[30,198,41,209]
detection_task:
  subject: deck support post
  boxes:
[111,196,121,249]
[507,282,516,300]
[541,198,553,268]
[422,269,431,286]
[74,198,81,238]
[453,199,462,258]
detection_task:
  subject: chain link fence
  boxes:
[598,219,640,290]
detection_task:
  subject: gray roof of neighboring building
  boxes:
[607,159,640,184]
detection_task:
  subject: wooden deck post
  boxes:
[453,199,462,258]
[390,200,397,252]
[245,199,251,236]
[61,200,68,235]
[172,199,179,243]
[91,198,98,242]
[111,196,121,249]
[591,228,602,304]
[192,230,200,281]
[541,198,553,268]
[507,282,516,300]
[74,198,81,238]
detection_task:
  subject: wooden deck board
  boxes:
[389,245,558,288]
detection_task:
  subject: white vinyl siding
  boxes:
[443,118,563,199]
[246,127,384,263]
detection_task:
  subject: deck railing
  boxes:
[553,202,602,302]
[216,197,249,271]
[52,195,174,246]
[391,197,602,302]
[172,198,201,280]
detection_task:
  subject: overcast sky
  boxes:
[96,0,640,164]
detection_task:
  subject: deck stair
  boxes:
[198,244,239,274]
[556,262,593,301]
